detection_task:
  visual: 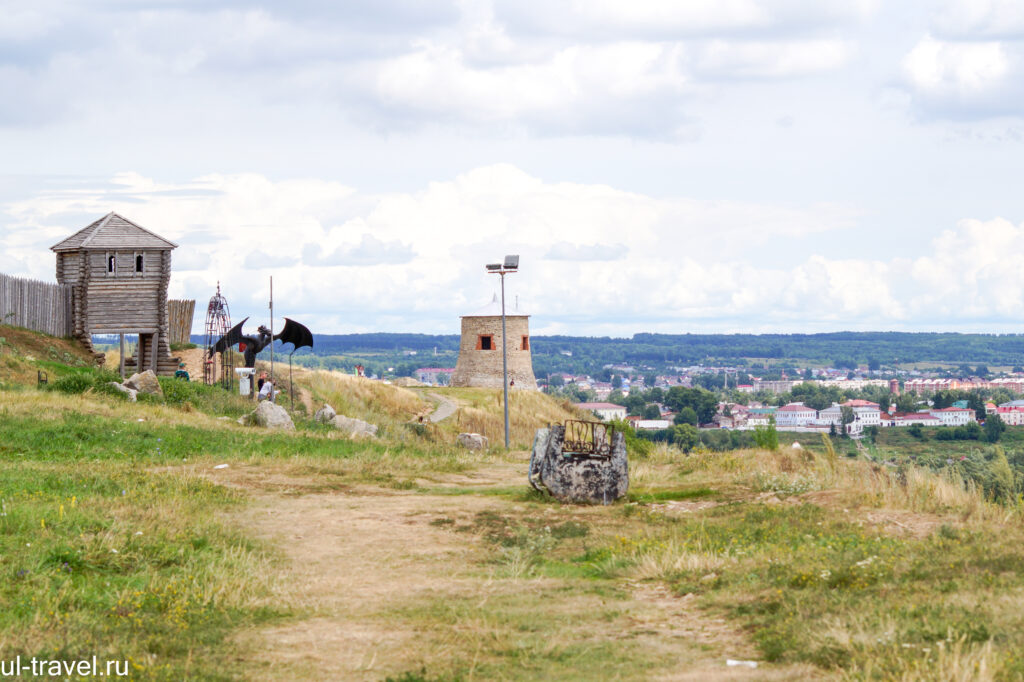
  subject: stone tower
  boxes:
[452,294,537,389]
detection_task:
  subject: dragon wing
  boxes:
[274,317,314,352]
[208,317,249,357]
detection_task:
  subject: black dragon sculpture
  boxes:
[208,317,313,367]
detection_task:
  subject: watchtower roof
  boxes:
[462,293,528,318]
[50,212,178,252]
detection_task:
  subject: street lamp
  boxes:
[486,255,519,449]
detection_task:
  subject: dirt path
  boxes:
[218,463,817,680]
[426,391,457,422]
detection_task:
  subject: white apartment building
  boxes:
[894,413,942,427]
[775,402,818,427]
[928,407,976,426]
[817,401,882,428]
[576,402,627,421]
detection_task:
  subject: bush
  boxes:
[674,407,698,426]
[48,373,93,394]
[754,417,779,451]
[984,414,1006,443]
[46,368,123,395]
[671,424,699,453]
[608,419,652,458]
[936,422,982,441]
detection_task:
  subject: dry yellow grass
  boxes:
[435,386,584,448]
[297,371,584,450]
[681,436,1009,522]
[303,370,428,424]
[0,387,245,431]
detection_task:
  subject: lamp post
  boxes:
[486,255,519,449]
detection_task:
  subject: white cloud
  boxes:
[932,0,1024,38]
[545,242,627,261]
[696,39,852,79]
[244,250,299,269]
[303,235,416,266]
[0,0,870,138]
[904,36,1009,96]
[11,165,1023,335]
[492,0,878,38]
[371,40,691,134]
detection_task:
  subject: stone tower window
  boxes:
[477,334,494,350]
[522,335,530,351]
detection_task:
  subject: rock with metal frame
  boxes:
[528,421,628,504]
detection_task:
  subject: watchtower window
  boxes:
[522,335,530,351]
[477,334,494,350]
[135,254,144,273]
[106,254,115,273]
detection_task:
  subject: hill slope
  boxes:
[3,325,1024,679]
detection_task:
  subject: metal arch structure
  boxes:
[203,283,233,387]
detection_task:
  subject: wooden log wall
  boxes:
[0,272,73,337]
[167,299,195,345]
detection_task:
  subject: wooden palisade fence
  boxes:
[167,299,195,345]
[0,272,73,337]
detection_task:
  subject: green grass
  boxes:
[627,487,716,503]
[546,477,1024,678]
[0,459,279,680]
[0,411,387,463]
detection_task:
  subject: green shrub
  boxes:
[609,419,652,457]
[48,373,94,394]
[754,416,780,451]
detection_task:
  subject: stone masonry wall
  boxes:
[451,314,537,389]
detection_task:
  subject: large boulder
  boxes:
[528,425,629,505]
[331,414,378,438]
[239,401,295,430]
[124,370,162,397]
[456,433,488,450]
[108,382,137,402]
[314,404,337,424]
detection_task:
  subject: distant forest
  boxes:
[189,331,1024,377]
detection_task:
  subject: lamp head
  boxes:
[503,255,519,270]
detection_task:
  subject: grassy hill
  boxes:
[4,324,1024,679]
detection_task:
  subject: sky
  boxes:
[4,0,1024,337]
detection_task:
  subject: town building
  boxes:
[894,413,942,427]
[753,379,798,394]
[928,407,976,426]
[634,419,672,430]
[576,402,627,421]
[775,403,817,427]
[414,367,454,385]
[997,400,1024,426]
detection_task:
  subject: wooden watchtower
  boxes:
[51,213,180,376]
